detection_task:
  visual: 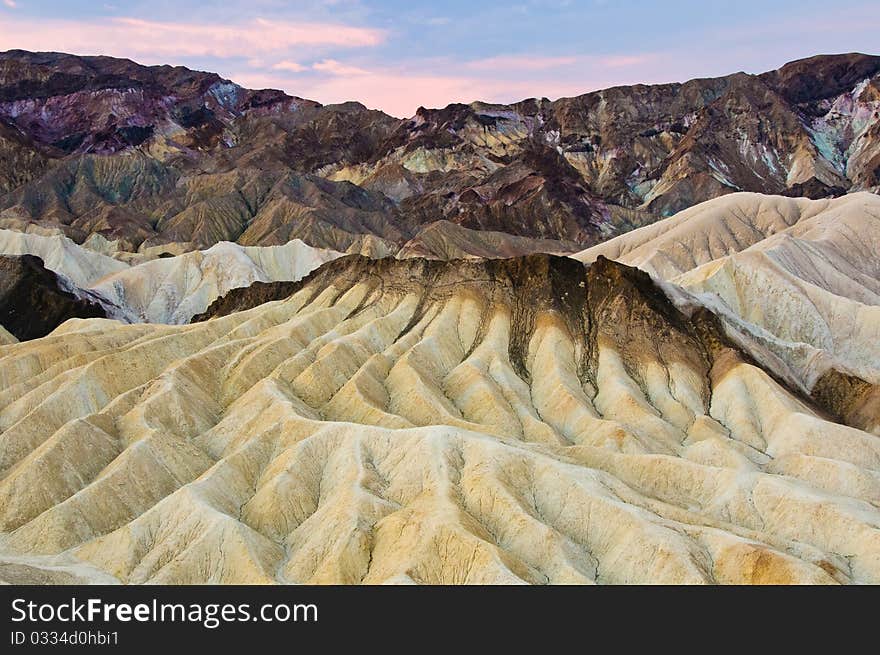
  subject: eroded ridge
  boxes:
[1,255,878,584]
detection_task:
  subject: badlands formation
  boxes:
[0,245,878,584]
[574,192,880,433]
[0,49,879,586]
[0,229,342,326]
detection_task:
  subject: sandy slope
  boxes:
[0,230,343,325]
[574,192,880,388]
[0,256,877,585]
[0,324,16,345]
[91,241,342,324]
[0,228,129,288]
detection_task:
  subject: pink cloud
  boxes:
[272,60,307,73]
[312,59,370,76]
[0,16,385,60]
[3,0,17,8]
[0,9,674,120]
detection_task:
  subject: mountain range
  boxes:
[0,49,878,261]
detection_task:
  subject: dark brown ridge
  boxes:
[0,254,108,340]
[191,253,876,433]
[811,369,880,434]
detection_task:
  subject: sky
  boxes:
[0,1,877,117]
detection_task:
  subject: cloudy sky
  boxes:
[0,0,877,117]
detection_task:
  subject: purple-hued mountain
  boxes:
[0,49,878,259]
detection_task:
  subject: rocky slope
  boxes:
[0,51,878,257]
[0,50,315,155]
[574,193,880,422]
[89,240,342,324]
[0,254,107,340]
[0,254,878,584]
[0,228,343,327]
